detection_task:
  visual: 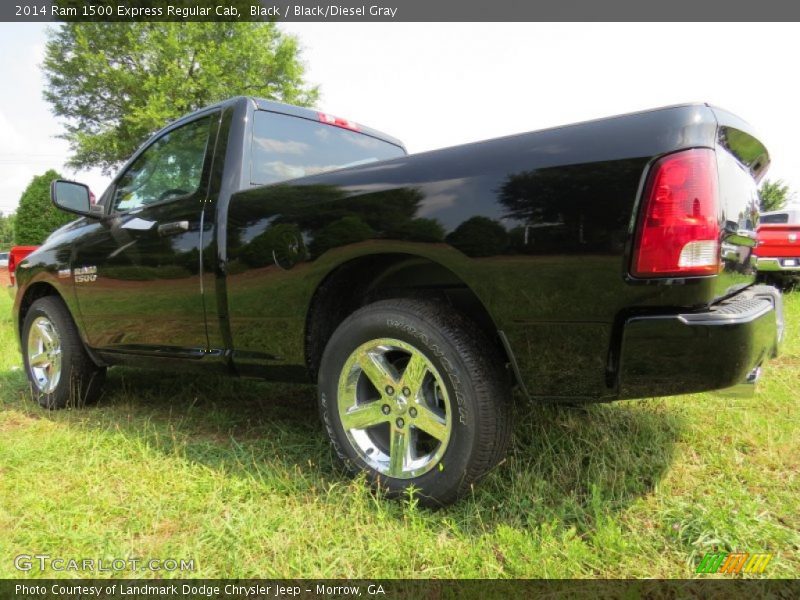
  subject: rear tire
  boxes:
[318,298,512,506]
[22,296,106,410]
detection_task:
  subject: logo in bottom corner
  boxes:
[696,551,773,574]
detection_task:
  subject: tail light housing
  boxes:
[632,148,721,278]
[8,246,39,287]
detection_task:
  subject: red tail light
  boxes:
[632,148,720,278]
[8,246,39,286]
[318,112,359,131]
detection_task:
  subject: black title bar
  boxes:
[4,0,800,22]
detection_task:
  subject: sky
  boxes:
[1,22,800,216]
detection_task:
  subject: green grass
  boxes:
[0,291,798,579]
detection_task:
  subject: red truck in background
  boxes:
[755,208,800,289]
[5,246,38,288]
[4,192,95,289]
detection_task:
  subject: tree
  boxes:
[0,212,14,249]
[43,22,319,174]
[445,216,509,257]
[310,216,375,258]
[758,179,794,213]
[14,170,75,245]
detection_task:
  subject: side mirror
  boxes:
[51,180,103,218]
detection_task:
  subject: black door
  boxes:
[72,113,217,354]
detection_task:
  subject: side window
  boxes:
[113,116,212,212]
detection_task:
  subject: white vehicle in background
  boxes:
[0,251,8,268]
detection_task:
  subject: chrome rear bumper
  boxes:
[756,257,800,272]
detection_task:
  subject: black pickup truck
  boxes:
[12,98,783,504]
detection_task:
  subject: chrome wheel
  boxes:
[337,338,452,479]
[27,316,62,394]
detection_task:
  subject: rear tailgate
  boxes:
[756,224,800,258]
[710,107,770,297]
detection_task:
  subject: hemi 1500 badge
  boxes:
[74,266,97,283]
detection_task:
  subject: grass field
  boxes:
[0,290,797,579]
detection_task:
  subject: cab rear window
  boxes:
[250,110,404,185]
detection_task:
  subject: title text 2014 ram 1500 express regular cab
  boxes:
[12,98,783,505]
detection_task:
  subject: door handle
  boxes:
[157,221,189,237]
[122,217,156,231]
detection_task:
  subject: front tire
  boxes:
[22,296,106,409]
[318,298,512,506]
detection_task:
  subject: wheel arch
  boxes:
[304,252,512,383]
[17,281,104,368]
[17,282,64,338]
